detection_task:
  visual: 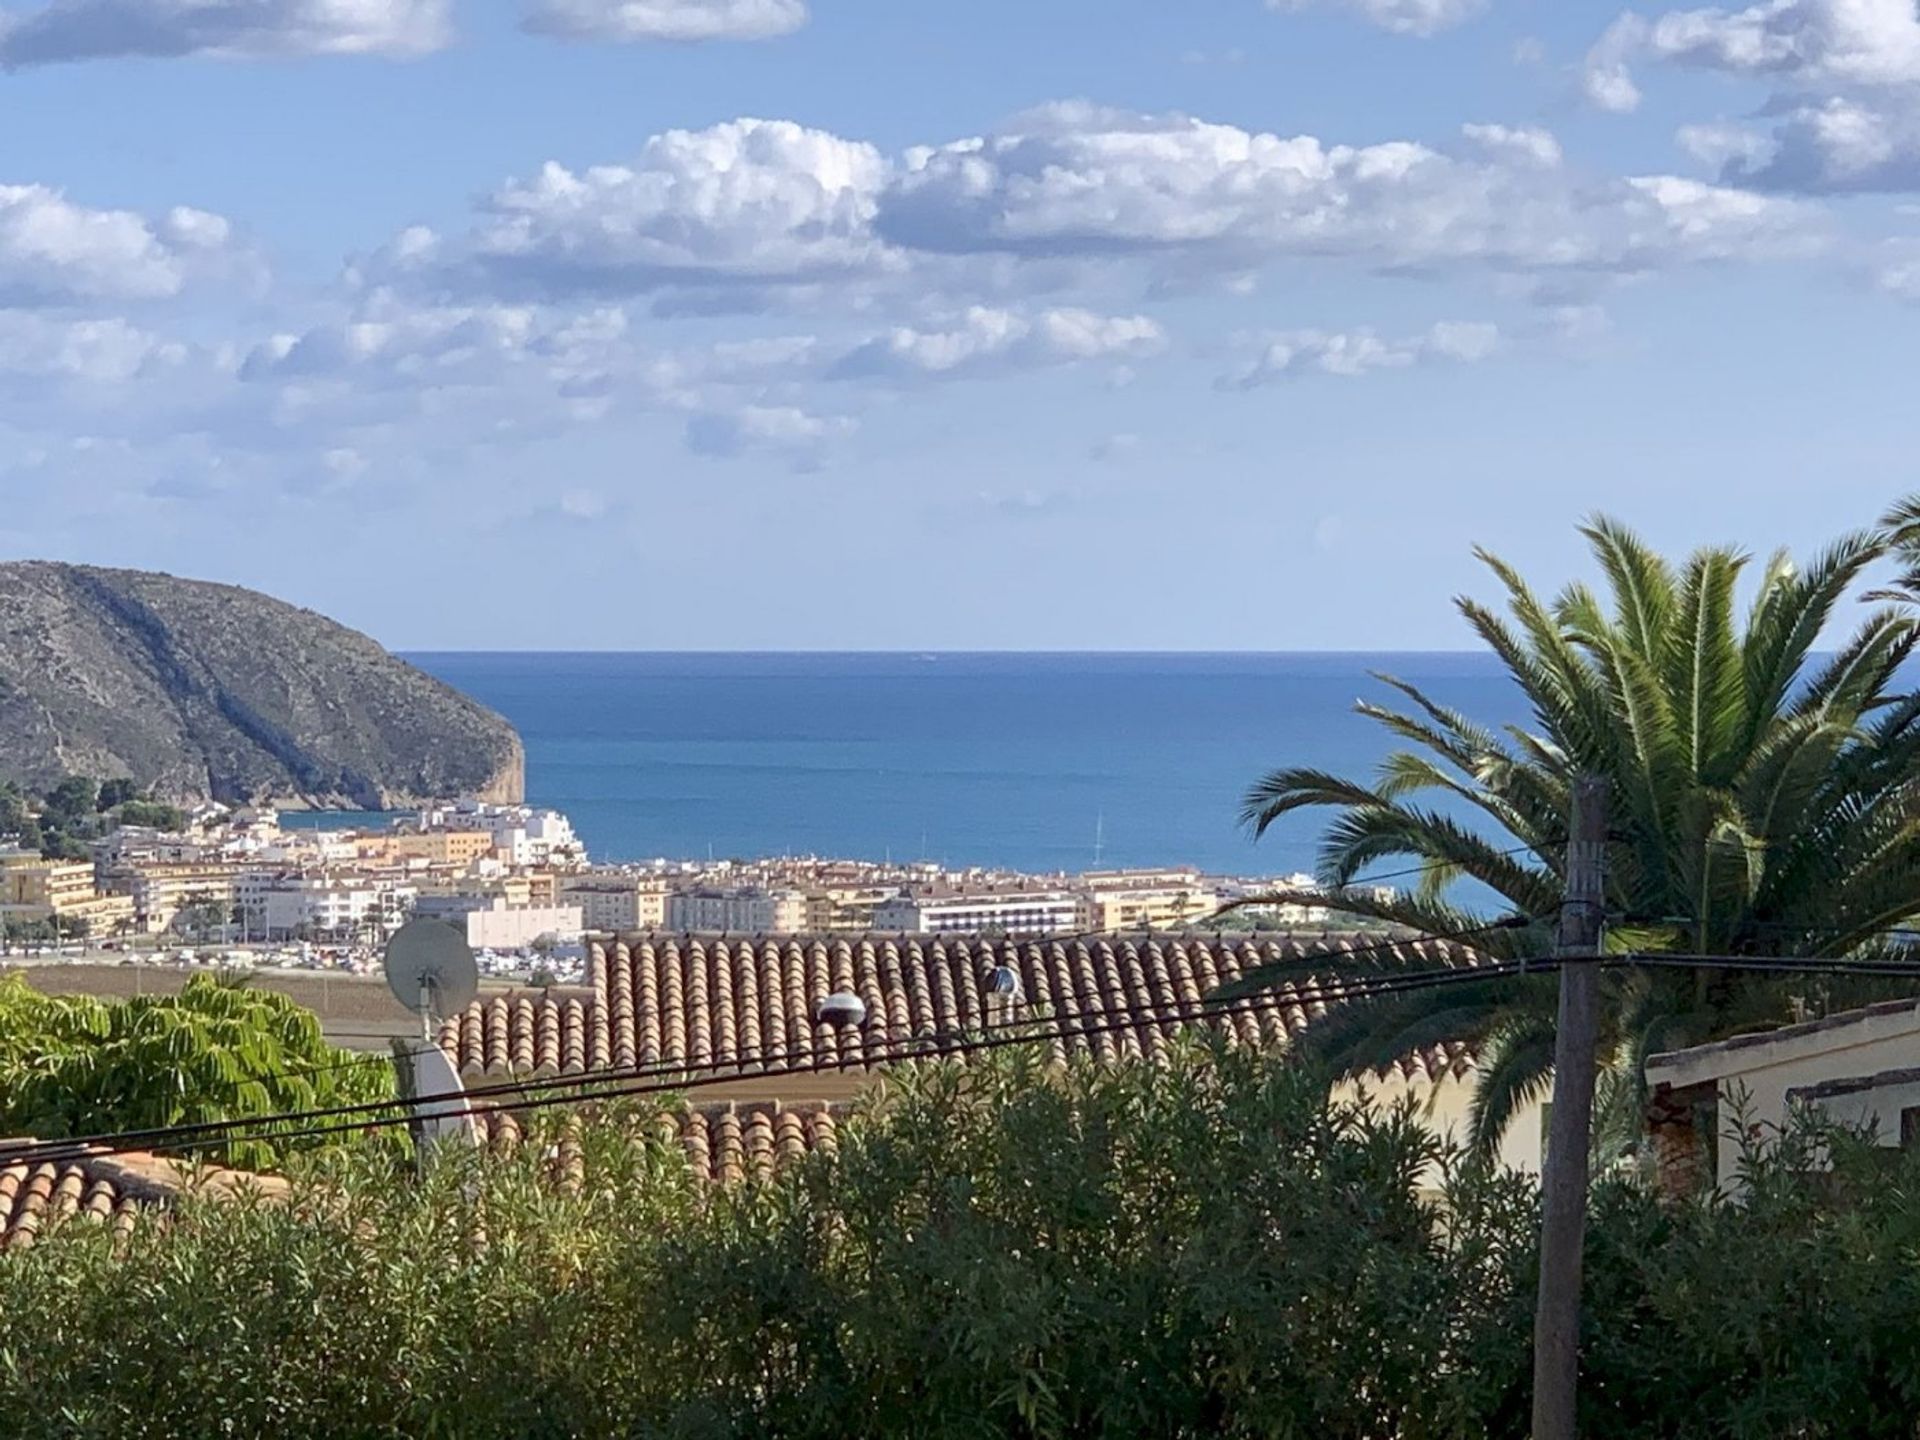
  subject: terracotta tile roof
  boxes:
[471,1101,842,1188]
[438,932,1478,1089]
[0,1144,285,1251]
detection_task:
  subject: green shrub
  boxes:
[2,1047,1918,1437]
[0,973,392,1169]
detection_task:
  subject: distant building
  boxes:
[803,884,905,932]
[237,873,414,941]
[102,863,239,933]
[874,888,1083,936]
[562,874,670,933]
[367,830,496,868]
[1079,869,1220,931]
[413,893,584,951]
[666,886,809,934]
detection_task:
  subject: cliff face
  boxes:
[0,563,525,809]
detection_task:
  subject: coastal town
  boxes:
[0,797,1394,984]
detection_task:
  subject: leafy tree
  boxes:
[0,781,28,837]
[95,778,138,812]
[1238,512,1920,1155]
[42,776,98,825]
[117,799,186,831]
[0,973,391,1170]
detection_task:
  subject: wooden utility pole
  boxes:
[1532,774,1608,1440]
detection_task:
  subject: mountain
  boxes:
[0,562,524,809]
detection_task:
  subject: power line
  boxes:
[9,920,1520,1165]
[16,936,1920,1173]
[3,939,1542,1169]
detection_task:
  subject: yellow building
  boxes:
[561,875,670,933]
[107,865,239,933]
[803,885,902,932]
[0,851,136,934]
[1080,870,1220,931]
[364,830,497,868]
[0,855,98,914]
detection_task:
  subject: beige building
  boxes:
[666,886,809,934]
[1081,870,1220,931]
[363,830,497,868]
[0,851,137,934]
[562,874,670,933]
[0,854,98,913]
[802,884,902,932]
[103,864,239,933]
[1646,999,1920,1194]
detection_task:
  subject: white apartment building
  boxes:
[561,874,670,933]
[417,804,587,868]
[236,872,415,941]
[874,889,1084,936]
[414,893,585,951]
[666,886,809,934]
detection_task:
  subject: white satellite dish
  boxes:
[384,919,479,1034]
[403,1040,480,1153]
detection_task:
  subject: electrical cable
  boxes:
[2,935,1545,1168]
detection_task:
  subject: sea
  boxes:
[333,652,1529,880]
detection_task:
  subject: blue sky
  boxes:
[3,0,1919,649]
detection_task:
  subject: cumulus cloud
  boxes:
[877,105,1817,279]
[1582,0,1920,121]
[1266,0,1487,38]
[1220,319,1499,387]
[525,0,805,42]
[384,118,894,300]
[0,313,183,381]
[686,402,853,467]
[0,186,236,303]
[829,306,1164,381]
[0,0,450,66]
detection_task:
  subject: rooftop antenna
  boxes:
[1093,811,1105,869]
[382,919,481,1157]
[384,918,479,1040]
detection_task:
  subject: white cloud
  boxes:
[1220,320,1499,387]
[1877,243,1920,298]
[1266,0,1487,38]
[0,0,450,66]
[396,118,893,300]
[0,186,237,303]
[558,486,609,518]
[525,0,805,42]
[1583,1,1920,113]
[686,402,853,466]
[1461,122,1564,167]
[0,313,182,381]
[1719,96,1920,191]
[238,304,545,383]
[829,306,1164,381]
[878,105,1817,279]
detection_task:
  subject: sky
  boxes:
[2,0,1919,650]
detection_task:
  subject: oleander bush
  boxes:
[3,1044,1918,1438]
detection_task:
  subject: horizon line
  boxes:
[395,646,1504,657]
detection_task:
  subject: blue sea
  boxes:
[370,653,1528,878]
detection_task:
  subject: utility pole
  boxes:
[1533,775,1608,1440]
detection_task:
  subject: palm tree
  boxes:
[1237,512,1920,1163]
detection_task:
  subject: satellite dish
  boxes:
[384,919,479,1028]
[404,1041,480,1152]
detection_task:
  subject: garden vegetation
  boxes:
[3,1046,1917,1439]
